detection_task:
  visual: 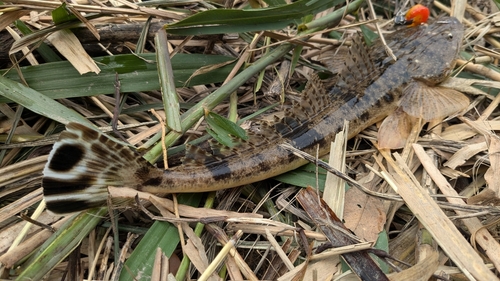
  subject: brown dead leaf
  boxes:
[344,187,386,242]
[467,188,500,206]
[443,141,488,169]
[277,257,339,281]
[47,29,101,74]
[440,77,500,96]
[184,238,216,280]
[468,134,500,205]
[108,187,263,220]
[484,134,500,197]
[378,108,414,149]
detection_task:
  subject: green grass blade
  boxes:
[205,111,248,147]
[156,30,182,132]
[51,3,78,24]
[165,0,346,35]
[273,162,327,190]
[0,53,236,103]
[16,208,107,281]
[0,75,92,126]
[119,194,202,281]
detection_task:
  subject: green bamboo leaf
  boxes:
[136,17,152,53]
[156,29,182,132]
[205,111,248,140]
[0,53,236,103]
[493,0,500,10]
[206,126,234,147]
[165,0,345,35]
[51,3,77,24]
[273,162,327,190]
[16,208,107,281]
[360,24,379,46]
[264,0,287,6]
[372,230,390,273]
[119,194,201,281]
[0,75,92,126]
[205,111,248,147]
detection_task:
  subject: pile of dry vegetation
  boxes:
[1,0,500,280]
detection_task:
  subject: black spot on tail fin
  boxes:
[42,122,156,214]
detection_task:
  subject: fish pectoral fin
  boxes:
[400,80,469,121]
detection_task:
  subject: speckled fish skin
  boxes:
[150,17,464,192]
[42,17,464,213]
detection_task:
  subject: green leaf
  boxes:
[493,0,500,10]
[0,53,236,103]
[264,0,287,6]
[51,3,78,25]
[206,111,248,139]
[273,162,327,190]
[0,75,93,126]
[206,126,234,147]
[205,111,248,147]
[328,30,343,40]
[17,208,107,280]
[119,194,202,281]
[165,0,345,35]
[360,24,378,46]
[156,30,182,132]
[371,230,390,273]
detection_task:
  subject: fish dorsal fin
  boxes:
[207,138,241,159]
[242,73,327,141]
[289,74,330,120]
[331,34,381,95]
[178,120,283,167]
[181,143,221,166]
[317,46,350,74]
[179,49,358,167]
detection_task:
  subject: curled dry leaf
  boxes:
[378,108,414,149]
[400,81,469,121]
[468,134,500,206]
[439,77,500,96]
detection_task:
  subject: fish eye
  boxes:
[447,32,453,39]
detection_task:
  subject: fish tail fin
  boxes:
[42,122,157,214]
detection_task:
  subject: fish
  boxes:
[42,17,464,213]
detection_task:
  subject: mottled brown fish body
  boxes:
[43,17,464,213]
[140,17,464,194]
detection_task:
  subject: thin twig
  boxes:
[111,73,129,143]
[279,143,402,201]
